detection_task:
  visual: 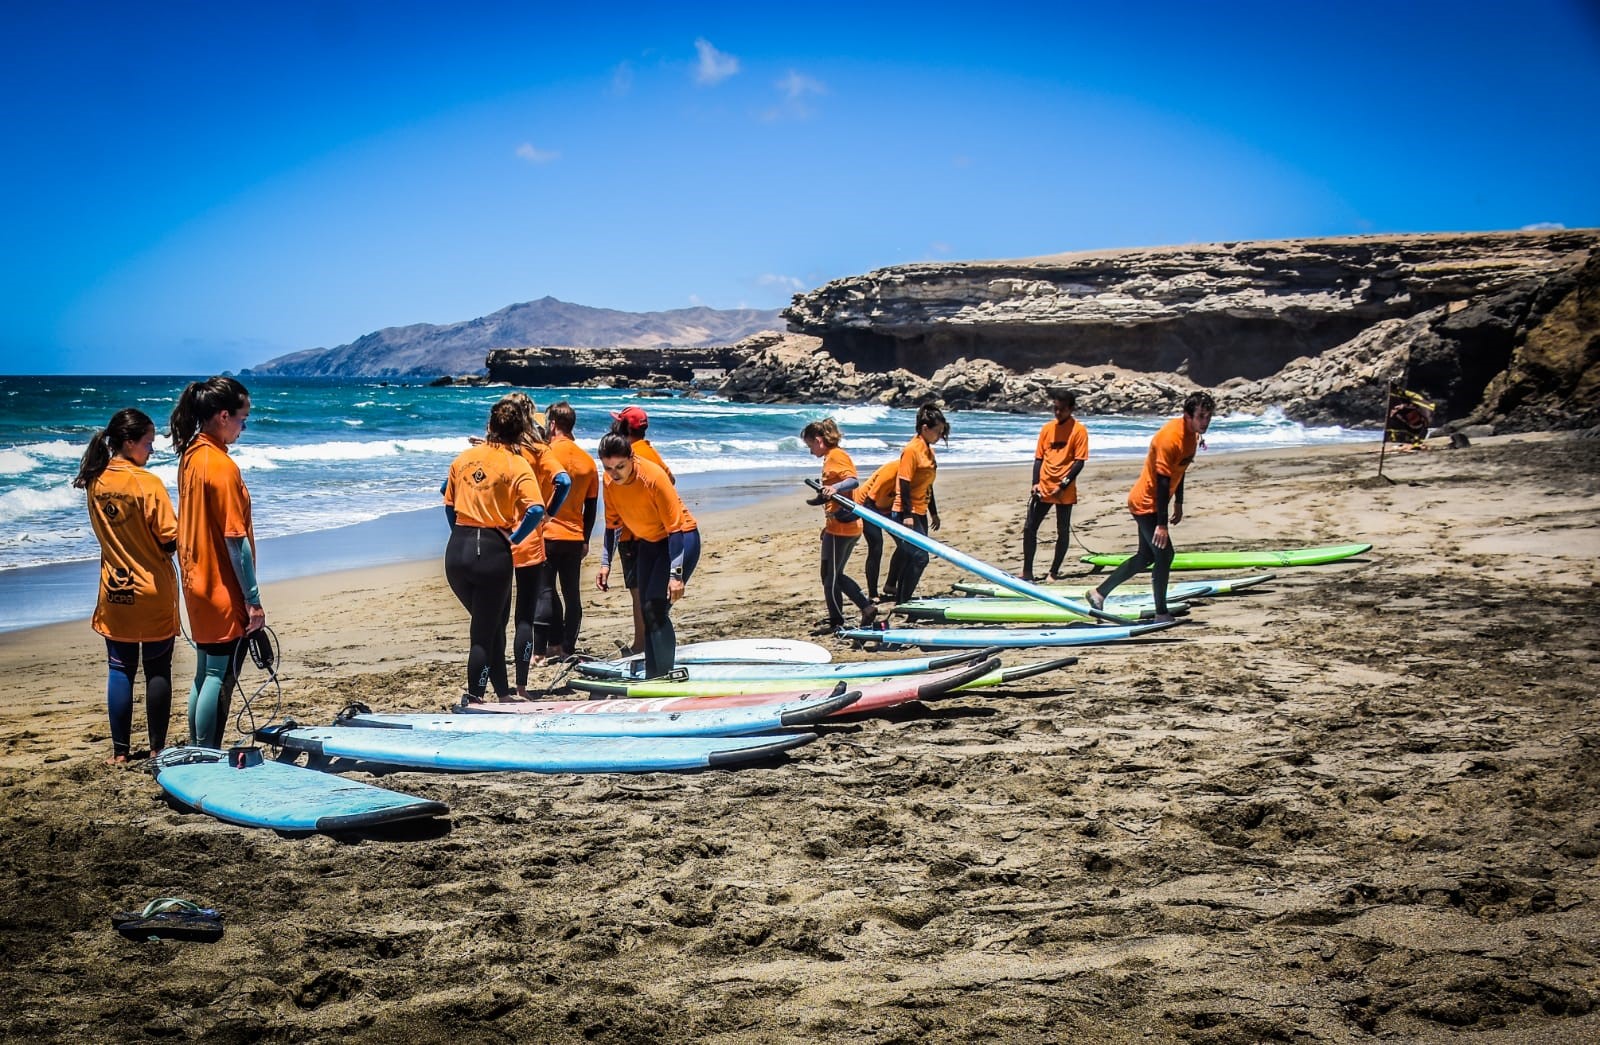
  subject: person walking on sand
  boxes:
[594,433,701,679]
[1019,388,1089,582]
[536,400,598,664]
[75,408,179,763]
[442,399,546,703]
[884,403,946,605]
[802,418,876,634]
[852,458,899,604]
[170,376,260,748]
[501,394,570,694]
[1086,391,1215,623]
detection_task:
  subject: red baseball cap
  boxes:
[611,405,649,428]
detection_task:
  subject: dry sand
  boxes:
[2,433,1598,1043]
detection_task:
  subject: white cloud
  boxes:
[758,273,806,292]
[1521,221,1566,231]
[515,142,560,165]
[693,38,739,85]
[609,61,634,97]
[776,70,825,100]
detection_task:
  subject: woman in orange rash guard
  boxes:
[593,432,701,679]
[852,458,899,604]
[500,393,570,694]
[74,407,178,762]
[884,402,947,605]
[169,376,259,749]
[536,400,599,661]
[802,418,875,632]
[442,399,545,703]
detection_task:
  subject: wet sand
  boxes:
[2,433,1598,1043]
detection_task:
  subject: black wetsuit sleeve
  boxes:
[444,504,457,529]
[161,539,177,555]
[929,488,938,516]
[1174,475,1185,516]
[1155,474,1172,527]
[581,496,598,543]
[832,476,859,496]
[1031,458,1043,487]
[898,478,913,518]
[1063,459,1085,487]
[601,527,617,568]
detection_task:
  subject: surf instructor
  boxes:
[1087,391,1215,622]
[595,433,700,679]
[170,376,260,749]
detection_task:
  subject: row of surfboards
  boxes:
[149,540,1372,833]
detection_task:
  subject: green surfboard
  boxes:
[1081,543,1371,571]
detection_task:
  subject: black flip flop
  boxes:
[112,898,224,943]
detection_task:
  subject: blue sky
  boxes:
[4,1,1597,374]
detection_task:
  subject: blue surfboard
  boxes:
[836,619,1183,650]
[572,647,989,681]
[152,747,448,832]
[806,479,1132,624]
[259,725,816,773]
[339,688,858,738]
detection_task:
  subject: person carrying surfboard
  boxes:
[853,458,899,604]
[594,432,701,679]
[443,399,547,703]
[75,408,178,763]
[499,393,571,693]
[1086,391,1215,622]
[537,400,598,667]
[1019,387,1089,582]
[170,376,260,748]
[885,403,947,605]
[802,418,877,634]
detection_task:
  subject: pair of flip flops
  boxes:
[111,897,224,942]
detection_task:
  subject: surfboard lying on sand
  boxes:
[564,655,1072,700]
[152,747,447,832]
[1081,544,1371,570]
[837,620,1182,650]
[257,724,815,773]
[339,689,857,738]
[806,479,1132,624]
[950,573,1277,600]
[892,598,1187,624]
[573,647,990,681]
[607,637,832,666]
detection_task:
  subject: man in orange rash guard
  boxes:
[535,400,598,662]
[608,404,675,656]
[1020,388,1089,581]
[1086,391,1215,622]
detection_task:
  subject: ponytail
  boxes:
[74,408,155,488]
[169,376,249,454]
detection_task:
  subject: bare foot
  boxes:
[106,754,129,766]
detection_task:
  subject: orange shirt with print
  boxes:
[177,433,255,644]
[88,458,179,642]
[544,435,598,543]
[1127,416,1198,516]
[1035,417,1090,505]
[603,456,686,544]
[444,442,543,532]
[820,447,863,538]
[511,444,566,568]
[892,435,938,515]
[855,460,899,513]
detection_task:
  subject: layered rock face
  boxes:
[766,231,1598,427]
[485,344,750,386]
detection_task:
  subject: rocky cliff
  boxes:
[747,230,1600,428]
[246,297,782,378]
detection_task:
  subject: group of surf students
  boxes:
[75,376,261,763]
[78,375,1215,758]
[799,387,1218,630]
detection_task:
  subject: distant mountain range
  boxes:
[244,297,785,377]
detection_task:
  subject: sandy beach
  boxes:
[2,432,1598,1043]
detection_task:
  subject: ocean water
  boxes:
[0,375,1371,631]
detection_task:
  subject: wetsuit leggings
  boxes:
[106,637,173,757]
[189,639,247,749]
[635,529,702,680]
[860,523,885,601]
[445,525,514,700]
[887,514,930,604]
[820,533,869,626]
[1093,512,1174,613]
[512,563,540,690]
[535,539,586,656]
[1022,496,1073,579]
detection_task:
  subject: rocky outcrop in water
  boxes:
[732,230,1599,428]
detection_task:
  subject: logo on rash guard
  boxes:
[105,566,136,605]
[472,468,487,483]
